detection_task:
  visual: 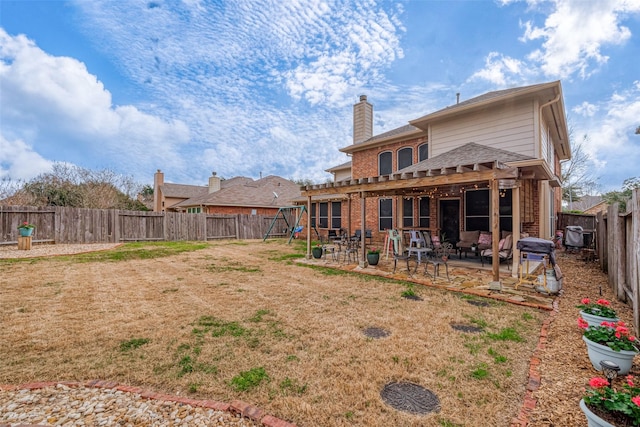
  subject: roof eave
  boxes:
[409,81,561,130]
[340,128,426,154]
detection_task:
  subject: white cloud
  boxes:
[469,52,529,86]
[520,0,640,79]
[572,101,598,117]
[576,83,640,191]
[0,29,190,182]
[0,135,53,180]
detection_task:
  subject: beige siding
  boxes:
[334,169,351,182]
[431,100,536,158]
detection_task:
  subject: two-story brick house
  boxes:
[301,81,570,277]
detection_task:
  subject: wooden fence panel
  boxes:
[0,206,293,244]
[119,211,165,241]
[206,215,237,240]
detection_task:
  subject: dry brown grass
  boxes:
[0,240,548,426]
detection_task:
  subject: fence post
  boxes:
[632,189,640,335]
[235,215,240,239]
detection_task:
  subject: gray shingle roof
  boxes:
[175,175,302,208]
[160,183,207,198]
[398,142,534,174]
[411,81,560,125]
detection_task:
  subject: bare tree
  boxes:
[561,132,599,210]
[3,163,149,210]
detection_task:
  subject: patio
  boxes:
[301,247,557,311]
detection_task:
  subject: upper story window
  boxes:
[397,147,413,170]
[418,143,429,162]
[379,151,392,176]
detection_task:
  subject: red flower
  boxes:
[577,318,589,329]
[589,377,610,388]
[582,298,590,305]
[628,375,635,387]
[632,396,640,407]
[630,336,637,342]
[596,299,611,306]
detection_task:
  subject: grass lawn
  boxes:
[0,239,547,426]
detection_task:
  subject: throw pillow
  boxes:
[478,232,492,246]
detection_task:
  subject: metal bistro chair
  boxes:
[425,242,453,281]
[392,246,414,277]
[408,230,427,248]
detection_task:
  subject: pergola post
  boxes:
[512,184,521,276]
[360,192,367,267]
[491,179,500,282]
[306,195,312,259]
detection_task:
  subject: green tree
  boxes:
[601,177,640,213]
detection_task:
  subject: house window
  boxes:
[379,151,392,175]
[402,198,413,227]
[419,197,430,228]
[379,198,393,231]
[311,203,317,227]
[318,202,328,228]
[397,147,413,170]
[465,189,513,232]
[331,201,341,229]
[187,207,201,213]
[465,189,489,231]
[418,143,429,162]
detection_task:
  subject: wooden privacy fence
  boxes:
[0,206,291,244]
[589,189,640,334]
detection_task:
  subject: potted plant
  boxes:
[367,248,380,266]
[312,244,323,259]
[580,375,640,426]
[579,319,639,375]
[578,298,619,327]
[17,221,35,237]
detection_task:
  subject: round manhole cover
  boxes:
[450,323,483,333]
[363,327,390,339]
[466,299,490,307]
[380,382,440,415]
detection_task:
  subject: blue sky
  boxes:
[1,0,639,193]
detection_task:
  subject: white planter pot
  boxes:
[580,311,619,328]
[579,399,617,427]
[583,335,637,375]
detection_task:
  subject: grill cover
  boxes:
[516,237,556,266]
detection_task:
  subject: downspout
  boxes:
[538,93,561,239]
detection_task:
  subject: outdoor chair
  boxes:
[383,229,402,260]
[481,234,513,269]
[425,242,453,281]
[408,230,427,248]
[391,246,413,277]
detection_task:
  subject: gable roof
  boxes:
[175,175,302,208]
[398,142,534,174]
[409,81,564,128]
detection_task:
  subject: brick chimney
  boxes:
[208,171,221,193]
[353,94,373,144]
[153,169,164,212]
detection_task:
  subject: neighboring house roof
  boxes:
[175,175,302,208]
[584,201,608,215]
[568,195,603,212]
[160,183,207,199]
[398,142,535,174]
